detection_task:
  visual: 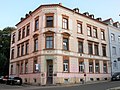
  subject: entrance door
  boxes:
[47,60,53,84]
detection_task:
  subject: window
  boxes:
[34,38,38,51]
[25,61,28,73]
[46,15,54,27]
[89,61,93,73]
[17,45,20,57]
[87,26,92,36]
[26,24,30,36]
[95,61,99,73]
[12,33,15,44]
[21,44,24,56]
[35,17,39,31]
[20,62,23,74]
[102,45,106,56]
[77,22,82,34]
[33,59,37,72]
[62,16,68,29]
[63,38,69,50]
[113,60,118,69]
[63,60,69,72]
[18,30,21,40]
[112,46,116,55]
[79,60,84,73]
[88,43,93,54]
[111,33,115,41]
[118,36,120,42]
[46,36,53,49]
[78,41,83,53]
[101,30,105,40]
[94,44,99,55]
[93,28,97,38]
[11,49,14,59]
[11,65,13,75]
[25,42,29,54]
[103,61,107,73]
[22,27,25,38]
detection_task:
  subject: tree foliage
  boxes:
[0,27,16,76]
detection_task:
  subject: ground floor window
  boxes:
[79,60,84,73]
[63,60,69,72]
[103,61,107,73]
[89,60,94,73]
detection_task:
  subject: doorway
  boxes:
[47,60,53,84]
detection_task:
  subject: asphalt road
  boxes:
[0,81,120,90]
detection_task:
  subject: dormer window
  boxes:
[117,22,120,28]
[110,19,113,25]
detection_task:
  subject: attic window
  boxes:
[110,19,113,25]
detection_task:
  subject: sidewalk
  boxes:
[107,87,120,90]
[23,80,110,88]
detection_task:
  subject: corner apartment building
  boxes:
[103,18,120,75]
[10,3,111,85]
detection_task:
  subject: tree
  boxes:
[0,27,16,76]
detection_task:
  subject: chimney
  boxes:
[83,12,89,16]
[59,3,62,6]
[73,8,79,13]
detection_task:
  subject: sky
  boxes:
[0,0,120,30]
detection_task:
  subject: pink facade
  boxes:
[10,4,111,85]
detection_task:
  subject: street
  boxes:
[0,81,120,90]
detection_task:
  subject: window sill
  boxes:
[43,48,55,50]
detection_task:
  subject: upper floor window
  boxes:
[46,36,54,49]
[34,38,38,52]
[17,45,20,57]
[79,60,84,73]
[102,45,106,56]
[12,33,15,44]
[11,48,14,59]
[87,26,92,36]
[26,24,30,36]
[77,21,82,34]
[93,27,97,38]
[25,42,29,55]
[118,36,120,42]
[18,30,21,40]
[35,17,39,31]
[21,44,24,56]
[63,60,69,72]
[78,40,83,53]
[88,43,93,54]
[22,27,25,38]
[111,33,115,41]
[112,46,116,55]
[63,38,69,50]
[94,44,99,55]
[101,30,105,40]
[62,15,68,29]
[46,14,54,27]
